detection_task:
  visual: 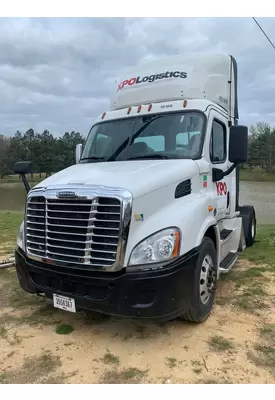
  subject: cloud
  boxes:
[1,17,275,136]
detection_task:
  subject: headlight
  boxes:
[128,227,181,267]
[16,221,25,251]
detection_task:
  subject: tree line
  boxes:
[0,122,275,179]
[247,122,275,172]
[0,129,85,179]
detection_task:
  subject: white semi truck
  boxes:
[14,52,256,323]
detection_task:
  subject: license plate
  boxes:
[53,294,76,313]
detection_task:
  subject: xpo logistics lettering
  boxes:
[117,70,187,91]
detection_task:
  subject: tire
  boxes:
[239,205,256,247]
[180,237,217,323]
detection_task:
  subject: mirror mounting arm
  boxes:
[21,174,31,194]
[223,163,236,177]
[13,161,33,194]
[212,163,236,182]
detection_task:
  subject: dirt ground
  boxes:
[1,257,275,384]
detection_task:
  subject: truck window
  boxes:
[176,131,200,151]
[210,120,227,163]
[134,135,165,151]
[93,133,112,157]
[81,111,205,162]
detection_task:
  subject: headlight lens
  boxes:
[16,221,25,251]
[128,228,181,266]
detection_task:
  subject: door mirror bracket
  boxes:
[212,164,236,182]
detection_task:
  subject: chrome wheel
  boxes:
[200,254,216,304]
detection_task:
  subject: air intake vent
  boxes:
[175,179,191,199]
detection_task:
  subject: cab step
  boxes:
[219,251,238,273]
[220,229,233,241]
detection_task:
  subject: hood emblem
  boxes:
[57,190,78,198]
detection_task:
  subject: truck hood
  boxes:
[33,160,199,199]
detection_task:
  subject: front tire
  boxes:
[180,237,217,323]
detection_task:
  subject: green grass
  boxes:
[121,368,147,380]
[208,335,235,352]
[102,350,120,365]
[221,267,268,288]
[165,357,178,368]
[55,324,74,335]
[248,344,275,372]
[196,377,232,384]
[233,284,268,313]
[240,167,275,182]
[101,367,148,384]
[0,268,45,310]
[193,368,203,374]
[240,225,275,268]
[0,352,62,384]
[0,173,47,184]
[248,324,275,373]
[0,211,24,255]
[219,226,273,313]
[259,324,275,347]
[217,226,275,312]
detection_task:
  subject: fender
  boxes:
[195,217,221,275]
[195,215,218,249]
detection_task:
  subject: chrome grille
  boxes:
[26,195,123,268]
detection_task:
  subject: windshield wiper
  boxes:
[80,156,108,163]
[126,154,169,160]
[107,116,161,161]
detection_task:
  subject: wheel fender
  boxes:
[195,215,219,249]
[194,216,221,275]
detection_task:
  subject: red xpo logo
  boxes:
[216,182,227,196]
[116,71,187,92]
[117,77,138,91]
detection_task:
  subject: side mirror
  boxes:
[76,144,83,164]
[229,125,248,164]
[13,161,33,193]
[14,161,33,175]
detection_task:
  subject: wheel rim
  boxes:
[200,254,216,305]
[251,218,255,238]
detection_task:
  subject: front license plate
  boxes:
[53,294,76,313]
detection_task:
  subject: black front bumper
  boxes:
[15,247,199,321]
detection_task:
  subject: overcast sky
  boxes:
[1,17,275,137]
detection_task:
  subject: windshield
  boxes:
[80,111,205,162]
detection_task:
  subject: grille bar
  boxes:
[26,194,123,269]
[46,202,120,207]
[47,217,120,223]
[47,237,117,246]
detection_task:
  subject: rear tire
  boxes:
[180,237,217,323]
[239,205,256,247]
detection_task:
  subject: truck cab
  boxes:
[14,52,256,323]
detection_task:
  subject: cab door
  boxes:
[207,111,233,220]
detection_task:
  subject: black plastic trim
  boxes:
[175,179,191,199]
[235,164,240,211]
[14,246,201,321]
